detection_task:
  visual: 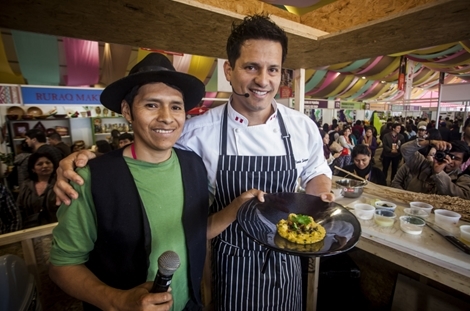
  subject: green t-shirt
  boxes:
[50,150,189,310]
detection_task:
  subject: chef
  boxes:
[178,15,333,310]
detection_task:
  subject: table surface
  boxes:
[334,191,470,279]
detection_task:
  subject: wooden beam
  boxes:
[0,0,468,69]
[300,0,440,33]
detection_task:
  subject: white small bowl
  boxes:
[400,216,425,235]
[353,203,375,220]
[374,200,397,211]
[374,209,396,227]
[459,225,470,243]
[404,208,429,219]
[409,201,433,214]
[434,209,461,226]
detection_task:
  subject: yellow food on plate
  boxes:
[276,213,326,244]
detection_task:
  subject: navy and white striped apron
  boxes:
[211,106,301,310]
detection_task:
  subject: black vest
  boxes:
[84,148,208,310]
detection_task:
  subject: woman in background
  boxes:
[359,126,378,159]
[335,126,355,168]
[336,144,387,185]
[16,152,58,228]
[320,130,341,168]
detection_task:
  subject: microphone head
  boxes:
[158,251,181,276]
[243,93,249,98]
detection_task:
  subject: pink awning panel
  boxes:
[63,38,99,86]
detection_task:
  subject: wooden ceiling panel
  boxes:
[0,0,469,70]
[300,0,439,33]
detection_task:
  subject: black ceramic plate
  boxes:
[237,192,361,257]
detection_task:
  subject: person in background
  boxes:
[417,125,427,139]
[336,144,387,185]
[417,117,428,129]
[380,119,392,141]
[461,117,470,171]
[320,130,341,168]
[438,121,451,142]
[381,123,405,182]
[71,140,87,153]
[94,140,112,156]
[352,120,364,141]
[404,123,416,141]
[400,138,470,199]
[450,123,461,142]
[118,132,134,148]
[25,129,63,168]
[53,15,333,311]
[322,123,329,133]
[328,123,340,145]
[337,125,355,154]
[358,126,378,159]
[16,152,58,228]
[13,139,33,187]
[0,184,22,234]
[109,129,120,150]
[48,132,71,158]
[391,145,437,190]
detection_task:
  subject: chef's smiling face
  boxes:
[122,82,185,160]
[224,39,282,124]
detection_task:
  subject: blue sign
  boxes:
[21,86,103,105]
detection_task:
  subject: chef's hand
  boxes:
[320,192,335,202]
[54,150,97,205]
[238,189,266,205]
[113,282,173,311]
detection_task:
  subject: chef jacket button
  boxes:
[235,128,239,133]
[273,128,278,133]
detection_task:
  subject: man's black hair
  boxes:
[464,117,470,129]
[450,140,470,162]
[351,144,371,158]
[226,14,288,67]
[119,132,134,142]
[47,132,62,141]
[25,128,46,143]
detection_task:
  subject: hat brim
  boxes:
[100,71,205,113]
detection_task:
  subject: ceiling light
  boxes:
[361,76,366,79]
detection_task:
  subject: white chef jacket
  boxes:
[176,99,332,199]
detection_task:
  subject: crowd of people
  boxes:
[320,115,470,199]
[0,128,134,234]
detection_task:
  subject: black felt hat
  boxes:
[100,53,205,113]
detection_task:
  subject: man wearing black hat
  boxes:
[49,54,214,310]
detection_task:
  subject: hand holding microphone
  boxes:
[150,251,181,293]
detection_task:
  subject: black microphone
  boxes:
[150,251,181,293]
[232,88,249,98]
[230,82,249,98]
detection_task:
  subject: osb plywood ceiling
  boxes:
[1,0,469,69]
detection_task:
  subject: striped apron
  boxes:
[211,106,301,310]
